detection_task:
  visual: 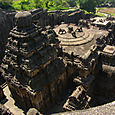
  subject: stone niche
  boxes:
[1,11,68,113]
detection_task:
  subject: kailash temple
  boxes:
[0,8,115,115]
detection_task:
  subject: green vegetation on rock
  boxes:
[0,0,115,12]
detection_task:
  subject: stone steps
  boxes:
[60,33,94,46]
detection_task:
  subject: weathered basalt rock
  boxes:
[53,22,112,111]
[101,45,115,77]
[0,86,5,101]
[31,8,84,27]
[15,11,32,28]
[1,11,68,113]
[27,108,42,115]
[0,104,14,115]
[0,8,15,64]
[63,85,91,111]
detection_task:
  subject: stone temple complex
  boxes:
[0,8,115,115]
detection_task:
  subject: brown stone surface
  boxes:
[63,85,91,111]
[27,108,42,115]
[0,86,5,101]
[0,8,15,64]
[101,45,115,77]
[103,45,115,54]
[54,101,115,115]
[31,8,84,27]
[54,23,108,56]
[92,17,110,27]
[0,103,14,115]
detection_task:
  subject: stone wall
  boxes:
[31,8,84,27]
[0,8,15,64]
[0,86,5,101]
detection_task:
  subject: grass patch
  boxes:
[97,7,105,10]
[95,12,105,17]
[48,7,69,11]
[111,13,115,16]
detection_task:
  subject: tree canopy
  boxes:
[79,0,96,13]
[0,0,114,12]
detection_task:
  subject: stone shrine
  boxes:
[1,11,68,113]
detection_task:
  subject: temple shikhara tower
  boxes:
[1,11,68,112]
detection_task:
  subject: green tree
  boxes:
[110,0,115,7]
[0,0,13,9]
[66,0,77,7]
[95,0,105,6]
[33,0,42,8]
[79,0,97,13]
[12,0,34,10]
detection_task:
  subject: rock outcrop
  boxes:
[0,86,5,101]
[27,108,42,115]
[0,8,15,64]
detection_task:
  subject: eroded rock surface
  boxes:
[1,11,68,114]
[0,104,14,115]
[0,8,15,64]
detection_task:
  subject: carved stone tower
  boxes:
[1,11,67,113]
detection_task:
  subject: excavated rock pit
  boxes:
[0,9,115,115]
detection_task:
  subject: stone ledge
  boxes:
[54,101,115,115]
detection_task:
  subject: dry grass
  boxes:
[99,8,115,16]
